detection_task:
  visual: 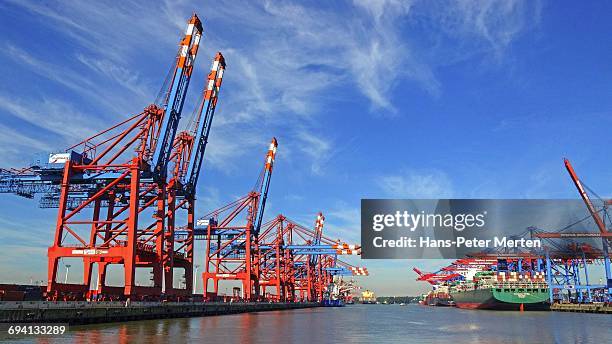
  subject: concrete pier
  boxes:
[550,303,612,314]
[0,301,319,325]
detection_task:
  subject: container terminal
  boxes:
[0,13,369,324]
[0,9,610,331]
[414,158,612,314]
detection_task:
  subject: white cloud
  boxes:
[378,169,454,198]
[240,0,421,113]
[202,127,264,171]
[422,0,542,59]
[353,0,412,21]
[6,0,179,63]
[295,131,332,175]
[0,123,51,166]
[75,54,151,101]
[4,45,146,116]
[195,186,221,212]
[0,95,101,141]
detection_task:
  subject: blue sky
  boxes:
[0,0,611,296]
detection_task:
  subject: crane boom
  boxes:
[185,52,226,194]
[564,158,608,234]
[253,138,277,236]
[310,212,325,265]
[151,14,203,182]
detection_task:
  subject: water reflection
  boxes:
[18,305,612,343]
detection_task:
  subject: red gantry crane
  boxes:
[46,14,204,301]
[257,214,365,302]
[0,14,216,301]
[199,138,277,301]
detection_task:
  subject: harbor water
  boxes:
[4,304,610,343]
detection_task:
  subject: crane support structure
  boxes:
[162,52,226,296]
[564,158,612,297]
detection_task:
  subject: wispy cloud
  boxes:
[0,214,53,283]
[0,94,101,140]
[4,44,151,116]
[195,185,222,211]
[0,93,112,167]
[75,54,151,101]
[0,123,51,166]
[6,0,179,63]
[378,169,454,198]
[0,215,52,246]
[419,0,543,60]
[295,131,332,175]
[205,0,426,115]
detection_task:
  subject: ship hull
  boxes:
[433,298,455,307]
[426,297,455,307]
[451,287,549,311]
[321,299,345,307]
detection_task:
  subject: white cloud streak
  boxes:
[417,0,542,60]
[378,169,454,198]
[295,131,332,175]
[0,94,101,140]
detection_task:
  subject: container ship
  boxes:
[360,289,376,304]
[322,279,361,307]
[449,271,549,311]
[420,285,455,307]
[322,282,345,307]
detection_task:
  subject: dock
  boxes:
[0,301,319,325]
[550,303,612,314]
